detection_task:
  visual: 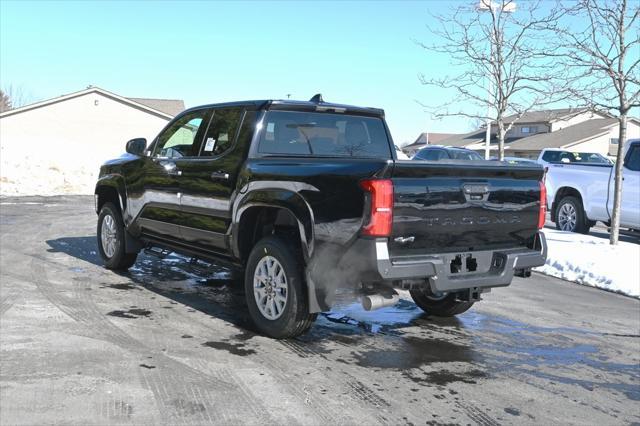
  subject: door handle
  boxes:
[159,160,182,176]
[211,171,230,180]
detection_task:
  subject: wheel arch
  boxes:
[95,174,127,215]
[232,188,323,313]
[551,186,585,221]
[234,201,312,264]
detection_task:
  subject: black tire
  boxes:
[554,196,590,234]
[409,291,474,317]
[244,236,317,339]
[97,202,138,270]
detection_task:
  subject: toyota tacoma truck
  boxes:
[95,95,547,338]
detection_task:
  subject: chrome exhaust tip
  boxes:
[362,292,400,311]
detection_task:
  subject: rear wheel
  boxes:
[409,290,474,317]
[244,236,316,339]
[97,203,137,270]
[555,196,590,234]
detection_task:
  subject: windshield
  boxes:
[257,111,392,158]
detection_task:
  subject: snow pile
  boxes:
[0,140,100,195]
[535,229,640,298]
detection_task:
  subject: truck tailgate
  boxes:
[390,160,544,257]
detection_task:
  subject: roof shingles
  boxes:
[506,118,619,150]
[127,97,185,116]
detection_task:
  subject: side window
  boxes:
[419,149,447,161]
[200,108,243,157]
[154,111,209,158]
[542,151,559,162]
[625,144,640,171]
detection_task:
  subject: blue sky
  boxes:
[0,0,587,145]
[0,0,472,145]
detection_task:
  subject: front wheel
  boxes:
[97,202,137,270]
[244,236,317,339]
[409,290,474,317]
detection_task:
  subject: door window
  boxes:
[200,108,243,157]
[154,110,209,158]
[625,144,640,171]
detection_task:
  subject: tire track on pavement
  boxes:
[30,255,276,425]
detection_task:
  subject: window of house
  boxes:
[610,138,619,145]
[521,126,537,134]
[200,108,243,157]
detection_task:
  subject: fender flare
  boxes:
[231,183,316,261]
[94,174,127,214]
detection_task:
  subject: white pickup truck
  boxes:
[540,141,640,233]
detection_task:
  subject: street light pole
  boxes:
[477,0,516,160]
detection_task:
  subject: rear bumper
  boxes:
[374,232,547,293]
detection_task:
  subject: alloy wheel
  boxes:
[558,202,577,231]
[253,256,288,320]
[100,214,118,258]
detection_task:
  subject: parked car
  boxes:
[95,95,547,338]
[412,146,483,161]
[538,148,612,168]
[543,140,640,233]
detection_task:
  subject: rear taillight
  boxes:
[538,180,547,229]
[360,179,394,237]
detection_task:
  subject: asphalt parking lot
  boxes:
[1,196,639,425]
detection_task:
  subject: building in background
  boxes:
[402,132,462,157]
[435,108,640,159]
[0,86,184,195]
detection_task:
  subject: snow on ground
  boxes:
[536,228,640,298]
[1,137,104,196]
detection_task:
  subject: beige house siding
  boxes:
[550,110,606,132]
[568,122,640,156]
[0,91,172,195]
[506,123,550,138]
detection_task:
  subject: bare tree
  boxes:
[0,90,11,113]
[551,0,639,244]
[419,0,564,160]
[1,85,33,111]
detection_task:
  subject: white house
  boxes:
[437,108,640,159]
[0,87,184,195]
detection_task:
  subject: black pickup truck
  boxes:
[95,95,547,338]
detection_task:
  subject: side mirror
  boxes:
[126,138,147,156]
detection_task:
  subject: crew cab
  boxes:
[542,142,640,233]
[95,95,547,338]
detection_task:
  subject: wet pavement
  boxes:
[1,195,639,425]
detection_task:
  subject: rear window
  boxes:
[257,111,392,158]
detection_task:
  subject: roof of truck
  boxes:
[180,96,385,117]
